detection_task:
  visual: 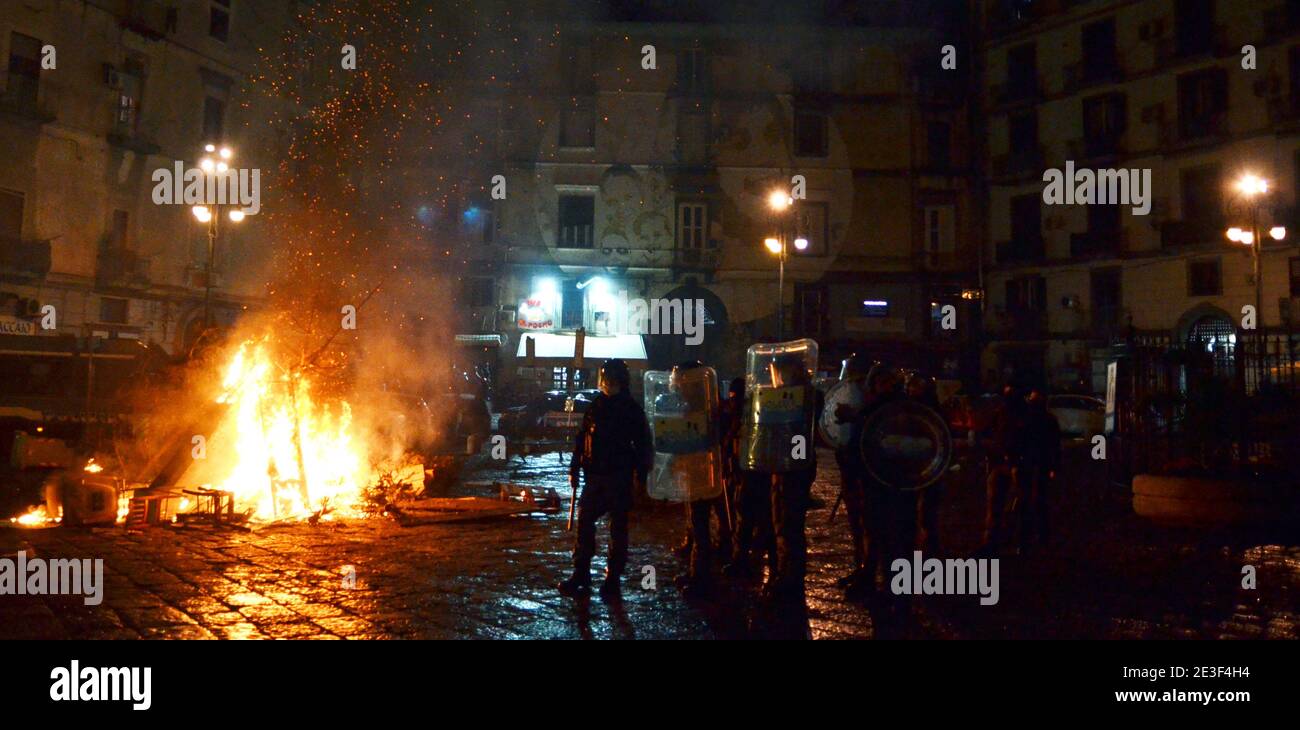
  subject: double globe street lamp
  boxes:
[765,189,808,341]
[190,144,244,330]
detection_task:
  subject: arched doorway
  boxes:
[643,279,728,371]
[1182,311,1236,379]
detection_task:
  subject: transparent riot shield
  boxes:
[741,339,818,472]
[644,367,722,502]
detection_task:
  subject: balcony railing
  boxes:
[987,308,1048,339]
[992,146,1043,178]
[1067,133,1123,161]
[1063,59,1123,93]
[96,248,151,287]
[0,237,52,277]
[673,247,719,269]
[1070,229,1123,259]
[996,236,1045,265]
[1159,219,1225,249]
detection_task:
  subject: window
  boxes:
[1188,258,1222,296]
[676,47,708,93]
[209,0,231,42]
[1003,194,1043,262]
[1006,276,1046,312]
[792,50,828,93]
[1290,257,1300,297]
[109,210,129,251]
[676,103,709,163]
[100,297,129,324]
[793,201,828,256]
[1081,18,1118,82]
[199,69,232,142]
[1090,267,1122,331]
[677,202,707,249]
[560,99,595,148]
[1008,111,1038,148]
[557,195,594,248]
[794,284,826,337]
[927,121,951,169]
[1006,43,1037,99]
[861,300,889,318]
[794,109,827,157]
[924,205,956,261]
[1082,93,1126,154]
[202,97,225,141]
[1174,0,1214,58]
[464,278,494,308]
[0,189,23,239]
[1180,165,1222,224]
[115,58,145,134]
[481,205,496,244]
[1087,203,1120,234]
[1177,68,1227,140]
[5,32,42,106]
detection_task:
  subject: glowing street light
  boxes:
[192,144,244,332]
[1270,226,1286,241]
[768,190,792,211]
[1226,227,1243,243]
[793,237,809,251]
[764,237,781,254]
[1236,174,1269,196]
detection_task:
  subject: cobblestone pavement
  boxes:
[2,446,1297,639]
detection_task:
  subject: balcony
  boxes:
[996,236,1045,265]
[96,248,151,287]
[1159,219,1225,249]
[1263,2,1300,41]
[672,247,719,271]
[1160,113,1227,151]
[1267,95,1300,128]
[988,308,1048,339]
[121,0,175,40]
[1070,229,1123,259]
[1067,133,1123,162]
[0,75,55,124]
[1154,25,1229,65]
[0,237,52,278]
[992,79,1042,107]
[1063,59,1123,94]
[992,146,1044,179]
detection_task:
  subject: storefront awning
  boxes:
[515,332,647,365]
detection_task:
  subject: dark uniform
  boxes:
[830,355,874,592]
[1017,391,1061,553]
[980,387,1026,553]
[906,375,945,555]
[560,360,653,598]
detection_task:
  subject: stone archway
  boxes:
[643,279,729,372]
[1176,303,1237,378]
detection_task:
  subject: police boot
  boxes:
[598,572,621,600]
[557,574,591,597]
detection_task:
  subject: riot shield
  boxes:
[857,399,953,490]
[818,378,867,449]
[644,367,722,502]
[741,338,818,472]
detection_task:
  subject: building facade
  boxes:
[0,0,297,361]
[448,5,979,397]
[979,0,1300,392]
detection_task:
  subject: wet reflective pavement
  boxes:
[2,447,1297,639]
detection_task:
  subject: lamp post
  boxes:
[1225,174,1286,389]
[191,144,244,331]
[765,190,808,340]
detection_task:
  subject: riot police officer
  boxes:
[828,354,873,592]
[559,358,654,599]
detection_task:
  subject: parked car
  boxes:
[1047,394,1105,438]
[499,389,600,439]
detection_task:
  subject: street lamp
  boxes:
[765,188,802,340]
[1226,173,1285,388]
[191,143,245,331]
